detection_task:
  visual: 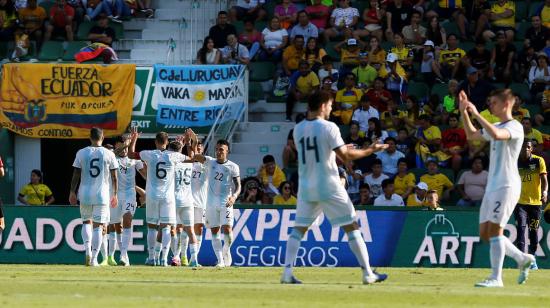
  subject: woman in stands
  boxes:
[196,36,221,64]
[366,118,389,143]
[259,16,288,62]
[303,37,326,73]
[17,169,55,206]
[273,181,296,205]
[426,16,446,49]
[367,36,386,71]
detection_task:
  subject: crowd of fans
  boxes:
[202,0,550,208]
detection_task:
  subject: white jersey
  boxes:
[481,120,524,192]
[373,194,405,206]
[205,156,240,208]
[191,162,208,209]
[293,118,346,201]
[116,156,143,202]
[73,146,118,205]
[174,162,193,207]
[140,149,187,200]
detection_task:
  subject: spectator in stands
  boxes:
[320,76,337,96]
[440,79,459,124]
[273,181,297,205]
[490,31,515,84]
[415,114,442,164]
[18,0,46,44]
[345,121,366,148]
[282,35,305,76]
[282,128,297,169]
[377,137,404,177]
[238,19,262,60]
[318,55,339,91]
[366,117,388,143]
[420,40,439,85]
[391,32,414,78]
[456,156,488,207]
[394,158,415,200]
[196,36,221,64]
[385,0,413,42]
[406,182,428,206]
[258,154,286,200]
[327,0,360,37]
[512,95,531,122]
[305,0,331,32]
[522,117,545,153]
[379,53,407,104]
[353,0,384,42]
[303,37,325,72]
[88,14,115,46]
[333,72,362,124]
[275,0,297,30]
[335,38,364,79]
[352,51,377,89]
[67,0,86,24]
[209,11,237,49]
[45,0,75,41]
[528,52,550,97]
[438,33,465,80]
[466,37,491,79]
[221,34,250,64]
[465,0,490,40]
[351,94,379,134]
[483,0,515,43]
[354,183,372,205]
[426,0,467,40]
[365,77,391,112]
[286,60,320,121]
[0,0,17,41]
[458,66,494,110]
[402,10,426,46]
[290,10,318,45]
[230,0,267,23]
[420,159,454,200]
[396,127,415,161]
[241,180,263,205]
[345,162,363,204]
[374,179,404,206]
[364,158,389,200]
[425,16,446,49]
[355,138,378,173]
[367,36,386,71]
[380,99,399,137]
[441,113,466,172]
[425,190,443,210]
[399,95,421,133]
[525,15,550,53]
[259,16,288,62]
[17,169,55,205]
[86,0,131,23]
[534,0,550,28]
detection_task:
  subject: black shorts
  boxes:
[514,204,542,229]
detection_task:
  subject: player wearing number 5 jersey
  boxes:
[70,127,119,267]
[282,90,389,285]
[459,89,535,288]
[195,139,241,267]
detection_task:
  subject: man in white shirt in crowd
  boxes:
[376,137,405,177]
[374,179,405,206]
[352,95,380,134]
[364,158,389,199]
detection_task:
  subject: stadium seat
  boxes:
[233,21,244,34]
[410,168,426,180]
[515,21,531,41]
[539,125,550,134]
[249,62,275,81]
[325,41,341,61]
[380,41,393,52]
[524,103,541,116]
[430,83,449,101]
[529,2,543,18]
[339,124,350,138]
[267,94,288,103]
[0,41,8,59]
[510,82,531,102]
[249,81,265,102]
[110,22,125,40]
[442,22,459,36]
[38,41,64,61]
[440,168,455,182]
[515,1,528,21]
[458,42,474,53]
[63,41,88,61]
[39,0,55,14]
[77,21,95,40]
[407,81,429,99]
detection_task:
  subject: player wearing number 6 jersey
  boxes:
[282,90,388,285]
[70,127,119,267]
[459,89,535,288]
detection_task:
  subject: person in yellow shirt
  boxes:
[420,159,454,200]
[283,35,306,76]
[438,34,466,80]
[17,169,55,205]
[286,60,320,121]
[483,0,515,42]
[18,0,47,42]
[512,97,531,122]
[390,32,414,77]
[515,140,548,268]
[538,0,550,28]
[367,36,386,71]
[406,182,429,207]
[480,108,500,124]
[415,114,442,165]
[333,73,363,124]
[394,158,416,200]
[258,154,287,194]
[273,181,297,205]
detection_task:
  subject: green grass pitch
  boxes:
[0,265,548,307]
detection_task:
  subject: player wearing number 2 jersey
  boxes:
[70,127,119,267]
[282,90,388,285]
[459,88,535,288]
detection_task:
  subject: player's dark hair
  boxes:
[114,135,129,144]
[104,144,114,150]
[263,155,275,164]
[381,178,394,189]
[307,90,333,112]
[168,141,183,152]
[359,183,370,191]
[155,132,169,145]
[385,137,396,144]
[217,139,231,151]
[30,169,43,184]
[489,88,514,104]
[372,158,382,166]
[90,127,103,141]
[447,113,460,123]
[397,157,408,166]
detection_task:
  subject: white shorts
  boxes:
[109,199,138,224]
[109,203,121,224]
[194,207,205,225]
[295,189,356,228]
[479,188,520,227]
[80,204,109,224]
[205,206,234,228]
[146,197,176,225]
[176,207,194,226]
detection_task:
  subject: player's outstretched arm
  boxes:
[459,91,511,141]
[335,142,389,162]
[69,168,81,205]
[128,127,141,159]
[459,91,484,141]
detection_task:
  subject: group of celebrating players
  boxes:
[69,127,240,268]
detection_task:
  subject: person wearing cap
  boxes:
[406,182,429,207]
[285,60,320,121]
[283,35,306,76]
[438,33,466,80]
[401,10,426,46]
[458,65,495,111]
[525,15,550,53]
[379,52,407,104]
[334,37,363,69]
[323,0,359,42]
[489,30,515,84]
[420,159,454,200]
[465,37,492,79]
[352,51,377,89]
[373,179,404,206]
[334,72,363,124]
[483,0,515,43]
[421,39,444,85]
[241,180,263,205]
[528,52,550,96]
[273,181,297,205]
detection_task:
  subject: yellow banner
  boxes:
[0,63,135,138]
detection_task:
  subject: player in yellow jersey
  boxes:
[515,140,548,270]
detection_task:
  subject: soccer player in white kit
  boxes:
[195,139,241,267]
[459,89,535,287]
[281,91,388,284]
[69,127,119,266]
[191,139,208,266]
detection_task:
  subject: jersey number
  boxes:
[493,201,501,213]
[522,174,532,182]
[156,162,167,179]
[299,136,319,164]
[89,158,100,178]
[176,169,191,185]
[192,170,202,179]
[214,172,224,181]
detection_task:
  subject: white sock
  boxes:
[347,230,374,276]
[161,227,171,263]
[147,228,157,260]
[196,232,203,253]
[154,241,162,261]
[108,233,116,257]
[91,227,103,262]
[121,228,131,255]
[490,236,505,281]
[180,232,189,259]
[171,233,180,259]
[283,229,304,277]
[116,233,122,255]
[211,233,224,264]
[502,235,525,264]
[100,233,108,261]
[81,224,92,257]
[190,243,198,263]
[223,231,234,254]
